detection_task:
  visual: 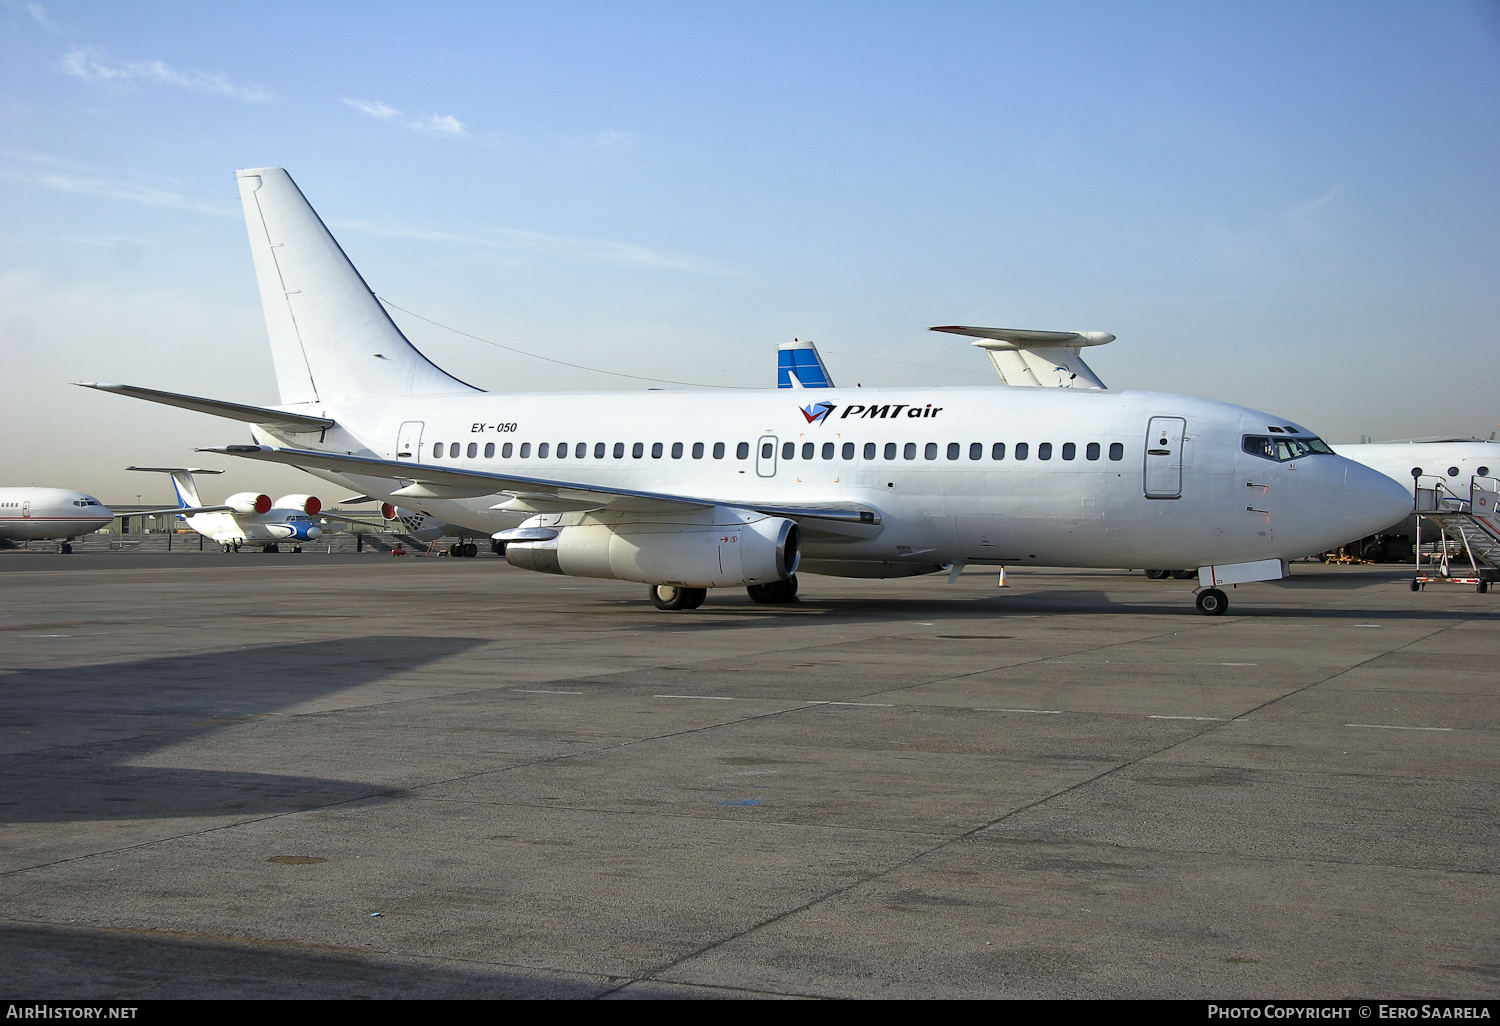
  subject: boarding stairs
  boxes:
[1412,476,1500,591]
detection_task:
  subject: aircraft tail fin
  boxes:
[235,168,480,405]
[126,467,222,509]
[777,339,835,389]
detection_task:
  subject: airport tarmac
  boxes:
[0,553,1495,999]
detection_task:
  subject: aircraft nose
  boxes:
[1343,459,1411,538]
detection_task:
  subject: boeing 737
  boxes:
[0,488,114,552]
[127,467,325,552]
[79,167,1410,614]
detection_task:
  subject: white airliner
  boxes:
[921,327,1495,561]
[78,167,1410,614]
[0,488,113,552]
[127,467,325,552]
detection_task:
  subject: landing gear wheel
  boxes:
[58,542,72,554]
[1410,579,1421,592]
[263,543,279,553]
[1479,580,1489,594]
[650,585,708,611]
[747,576,799,604]
[449,543,461,557]
[292,544,302,553]
[1195,588,1228,616]
[464,542,479,558]
[1145,569,1170,580]
[1171,569,1196,580]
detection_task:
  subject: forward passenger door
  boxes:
[1144,417,1187,499]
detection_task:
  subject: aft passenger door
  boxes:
[757,435,778,478]
[1144,417,1187,499]
[396,421,425,462]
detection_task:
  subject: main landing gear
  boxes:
[56,541,73,554]
[649,585,707,610]
[1195,588,1229,616]
[449,542,479,558]
[747,576,799,604]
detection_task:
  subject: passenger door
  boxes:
[396,421,425,462]
[1144,417,1187,499]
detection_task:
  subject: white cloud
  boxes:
[342,100,466,138]
[339,219,724,275]
[342,98,401,120]
[418,113,465,136]
[60,48,272,104]
[27,3,60,31]
[6,166,233,217]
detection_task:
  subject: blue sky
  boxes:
[2,1,1497,499]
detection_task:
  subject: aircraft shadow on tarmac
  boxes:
[0,922,615,999]
[0,636,485,825]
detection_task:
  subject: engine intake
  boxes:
[225,492,272,515]
[273,494,322,515]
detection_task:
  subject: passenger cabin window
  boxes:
[1062,443,1075,460]
[885,443,897,460]
[613,443,625,458]
[450,443,460,458]
[484,443,495,458]
[783,442,795,459]
[595,443,606,458]
[992,443,1005,460]
[672,442,684,459]
[803,442,815,460]
[520,443,532,458]
[1015,443,1029,460]
[502,443,513,458]
[947,443,960,460]
[651,443,663,458]
[843,442,855,460]
[1108,442,1124,461]
[924,443,938,460]
[467,443,478,458]
[692,443,704,459]
[763,442,774,459]
[822,442,835,460]
[737,442,750,459]
[557,443,568,458]
[1086,442,1099,461]
[969,443,982,460]
[864,442,876,460]
[633,443,644,458]
[432,443,443,458]
[1038,442,1052,461]
[575,443,586,458]
[904,443,917,460]
[538,443,550,458]
[713,442,725,459]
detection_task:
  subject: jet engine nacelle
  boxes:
[273,494,322,515]
[506,516,800,588]
[381,502,398,521]
[225,492,272,515]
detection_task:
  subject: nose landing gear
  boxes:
[1195,588,1229,616]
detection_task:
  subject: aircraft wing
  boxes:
[200,444,882,527]
[133,505,235,517]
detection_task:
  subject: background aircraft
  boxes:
[127,467,325,553]
[0,488,113,552]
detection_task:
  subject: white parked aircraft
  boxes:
[0,488,113,552]
[127,467,325,552]
[79,167,1410,614]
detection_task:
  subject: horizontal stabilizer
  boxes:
[77,383,335,432]
[126,467,224,475]
[928,326,1114,349]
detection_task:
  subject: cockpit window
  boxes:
[1243,435,1334,461]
